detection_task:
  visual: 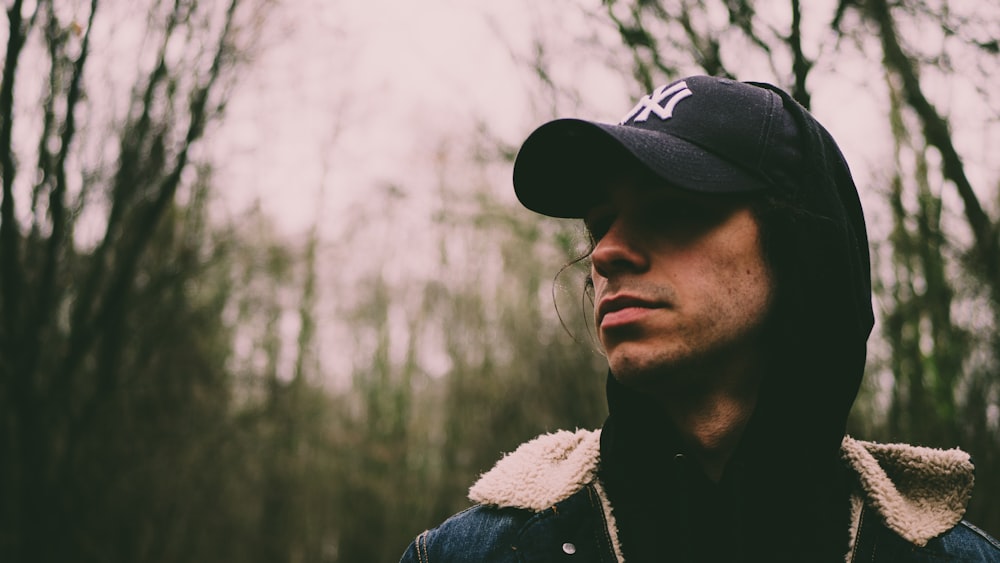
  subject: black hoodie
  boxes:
[598,83,875,563]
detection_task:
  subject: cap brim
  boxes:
[512,119,770,218]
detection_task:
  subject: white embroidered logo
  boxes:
[619,81,693,124]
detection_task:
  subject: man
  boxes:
[398,76,1000,562]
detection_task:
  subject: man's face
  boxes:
[585,175,775,391]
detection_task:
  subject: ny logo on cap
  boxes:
[620,81,693,124]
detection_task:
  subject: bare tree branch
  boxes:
[865,0,1000,306]
[788,0,812,108]
[676,2,728,77]
[76,0,243,432]
[1,0,31,370]
[25,0,101,390]
[62,0,184,384]
[603,0,659,91]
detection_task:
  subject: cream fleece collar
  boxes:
[840,436,973,546]
[469,429,602,511]
[469,430,974,551]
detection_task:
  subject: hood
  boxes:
[597,83,876,560]
[728,83,874,463]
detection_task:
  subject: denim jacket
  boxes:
[400,430,1000,562]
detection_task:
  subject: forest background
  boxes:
[1,0,999,562]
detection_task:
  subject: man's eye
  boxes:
[585,216,612,241]
[647,201,721,225]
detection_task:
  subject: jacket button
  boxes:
[562,542,576,555]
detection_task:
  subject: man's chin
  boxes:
[607,356,672,389]
[606,348,706,392]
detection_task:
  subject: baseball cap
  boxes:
[512,76,805,218]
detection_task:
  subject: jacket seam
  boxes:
[589,482,625,563]
[960,520,1000,551]
[852,505,863,563]
[416,529,429,563]
[586,485,613,563]
[850,505,873,563]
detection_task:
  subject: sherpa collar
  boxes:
[469,429,602,511]
[469,430,974,551]
[840,437,974,546]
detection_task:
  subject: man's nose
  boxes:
[590,219,648,278]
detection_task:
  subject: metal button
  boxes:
[562,542,576,555]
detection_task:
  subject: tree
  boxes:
[331,136,608,559]
[0,1,284,561]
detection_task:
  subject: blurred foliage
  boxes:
[2,0,998,562]
[329,153,608,561]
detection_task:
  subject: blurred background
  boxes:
[1,0,998,561]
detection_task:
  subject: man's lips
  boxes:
[597,295,665,327]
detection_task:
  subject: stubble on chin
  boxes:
[604,342,703,394]
[604,329,763,397]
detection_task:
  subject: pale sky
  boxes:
[214,0,631,238]
[213,0,918,241]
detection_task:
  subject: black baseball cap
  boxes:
[512,75,805,218]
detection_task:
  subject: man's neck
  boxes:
[661,388,758,481]
[638,355,763,482]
